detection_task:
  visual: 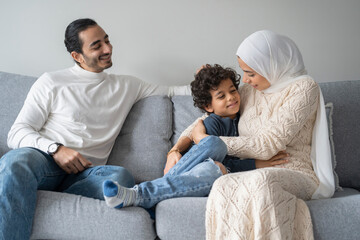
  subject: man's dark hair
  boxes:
[191,64,241,112]
[64,18,97,54]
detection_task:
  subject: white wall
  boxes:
[1,0,359,85]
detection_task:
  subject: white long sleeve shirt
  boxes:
[7,64,190,165]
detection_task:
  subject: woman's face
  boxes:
[237,57,271,91]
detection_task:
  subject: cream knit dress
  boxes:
[206,77,320,240]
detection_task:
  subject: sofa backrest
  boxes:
[0,72,36,157]
[319,80,360,191]
[107,95,173,183]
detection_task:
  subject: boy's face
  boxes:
[205,78,240,119]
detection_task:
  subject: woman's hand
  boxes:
[192,120,209,144]
[255,151,289,169]
[164,150,182,175]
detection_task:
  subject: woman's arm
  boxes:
[221,79,320,159]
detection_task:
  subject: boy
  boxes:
[102,64,285,209]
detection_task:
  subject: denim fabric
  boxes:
[0,147,134,240]
[134,136,226,209]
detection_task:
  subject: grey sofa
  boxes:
[0,70,359,240]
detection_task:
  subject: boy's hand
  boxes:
[255,151,289,169]
[164,150,182,175]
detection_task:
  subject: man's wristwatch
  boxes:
[47,142,63,156]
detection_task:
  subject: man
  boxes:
[0,18,189,239]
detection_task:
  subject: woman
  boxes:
[182,30,335,239]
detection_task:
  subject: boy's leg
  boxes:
[104,159,223,209]
[60,165,135,200]
[0,148,67,240]
[166,136,227,176]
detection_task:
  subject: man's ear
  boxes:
[71,51,83,64]
[204,104,214,113]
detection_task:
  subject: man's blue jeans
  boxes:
[0,147,135,240]
[135,136,227,208]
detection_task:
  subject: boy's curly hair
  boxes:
[191,64,241,112]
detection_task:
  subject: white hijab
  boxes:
[237,30,335,199]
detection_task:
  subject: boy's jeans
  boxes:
[135,136,227,208]
[0,147,135,240]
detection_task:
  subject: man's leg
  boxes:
[60,165,135,200]
[0,148,67,240]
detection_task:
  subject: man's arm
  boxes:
[7,75,54,152]
[7,74,92,174]
[128,76,191,102]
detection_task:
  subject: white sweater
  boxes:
[7,64,190,165]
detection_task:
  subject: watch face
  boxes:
[49,143,58,153]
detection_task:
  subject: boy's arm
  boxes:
[164,136,192,175]
[203,115,222,136]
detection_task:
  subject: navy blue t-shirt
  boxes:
[203,113,255,172]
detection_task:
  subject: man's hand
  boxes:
[192,120,208,144]
[255,151,289,169]
[52,146,92,174]
[164,150,182,175]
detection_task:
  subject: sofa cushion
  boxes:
[325,102,342,191]
[156,197,207,240]
[31,190,156,240]
[307,188,360,240]
[171,95,203,145]
[0,71,36,157]
[155,188,360,240]
[319,80,360,191]
[107,95,173,183]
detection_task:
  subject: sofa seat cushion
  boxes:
[155,188,360,240]
[307,188,360,240]
[156,197,207,240]
[31,190,156,240]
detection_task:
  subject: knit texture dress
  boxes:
[208,77,320,240]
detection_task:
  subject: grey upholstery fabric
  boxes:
[107,95,173,183]
[319,81,360,191]
[307,188,360,240]
[155,188,360,240]
[31,190,156,240]
[156,197,207,240]
[171,95,203,145]
[0,71,36,157]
